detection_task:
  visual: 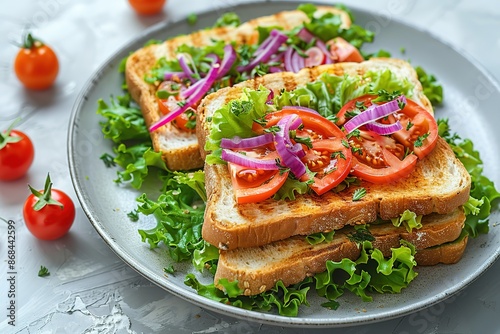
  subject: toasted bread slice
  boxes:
[202,138,470,250]
[199,59,470,250]
[215,209,466,296]
[125,6,351,171]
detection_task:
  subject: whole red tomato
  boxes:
[14,33,59,90]
[0,121,34,181]
[128,0,166,15]
[23,174,75,240]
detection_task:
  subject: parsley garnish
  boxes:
[100,153,116,168]
[406,121,414,131]
[414,133,430,147]
[351,146,363,155]
[163,265,175,275]
[38,266,50,277]
[352,188,367,201]
[331,151,346,160]
[264,125,281,134]
[372,89,402,103]
[187,13,197,26]
[346,129,360,139]
[347,225,375,243]
[127,210,139,222]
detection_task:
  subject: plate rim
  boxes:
[67,0,500,328]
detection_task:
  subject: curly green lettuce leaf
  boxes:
[213,12,240,28]
[273,176,310,201]
[315,241,417,309]
[297,4,374,48]
[184,275,311,317]
[97,94,150,143]
[438,118,500,237]
[145,40,228,84]
[173,170,206,202]
[192,241,219,274]
[390,209,423,233]
[136,173,205,262]
[113,144,167,189]
[204,87,273,164]
[306,230,336,245]
[415,66,443,106]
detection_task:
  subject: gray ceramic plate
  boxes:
[68,1,500,328]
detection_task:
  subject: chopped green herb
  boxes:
[352,187,366,201]
[187,13,197,26]
[406,121,414,131]
[347,225,375,243]
[127,210,139,222]
[346,129,360,139]
[38,266,50,277]
[331,151,346,160]
[163,265,175,275]
[414,132,430,147]
[100,153,116,168]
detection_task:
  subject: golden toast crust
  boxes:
[215,209,467,295]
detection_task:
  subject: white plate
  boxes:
[68,1,500,328]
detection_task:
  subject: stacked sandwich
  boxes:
[196,59,471,296]
[124,5,473,308]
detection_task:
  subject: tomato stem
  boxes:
[23,33,42,49]
[29,173,64,211]
[0,118,23,150]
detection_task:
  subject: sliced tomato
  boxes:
[227,151,289,204]
[326,37,364,63]
[156,81,197,132]
[304,47,325,67]
[338,94,438,159]
[253,109,352,195]
[301,138,352,195]
[349,133,418,184]
[336,94,438,183]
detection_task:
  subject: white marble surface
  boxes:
[1,0,499,333]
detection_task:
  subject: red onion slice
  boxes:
[297,27,316,43]
[290,50,305,73]
[237,29,288,72]
[343,96,407,133]
[177,54,196,82]
[365,120,403,135]
[217,45,237,79]
[275,114,306,178]
[221,149,279,170]
[149,64,220,132]
[316,40,332,64]
[284,47,294,72]
[221,133,274,149]
[282,105,320,114]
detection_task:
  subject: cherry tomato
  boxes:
[23,174,75,240]
[156,81,197,132]
[0,122,34,181]
[228,151,289,204]
[326,37,364,63]
[304,46,325,67]
[128,0,166,15]
[336,94,438,183]
[14,33,59,90]
[253,109,352,196]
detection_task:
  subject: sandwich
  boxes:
[195,58,472,299]
[125,4,374,171]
